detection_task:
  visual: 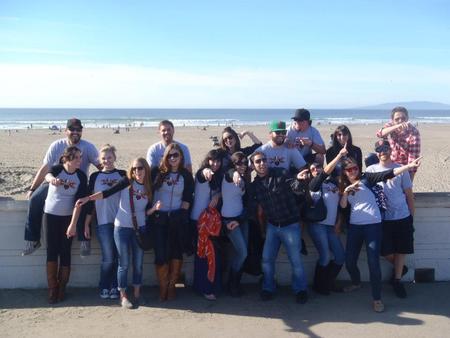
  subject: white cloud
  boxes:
[0,62,449,108]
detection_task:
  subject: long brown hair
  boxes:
[220,127,241,152]
[339,156,361,193]
[127,157,152,201]
[154,143,185,189]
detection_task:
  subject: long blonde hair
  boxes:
[127,157,153,201]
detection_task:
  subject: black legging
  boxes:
[44,213,73,266]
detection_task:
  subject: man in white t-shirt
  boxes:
[366,140,414,298]
[23,118,100,256]
[146,120,192,173]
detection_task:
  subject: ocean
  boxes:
[1,108,450,130]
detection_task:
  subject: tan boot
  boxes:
[167,259,182,300]
[57,266,71,302]
[155,264,169,301]
[47,262,59,304]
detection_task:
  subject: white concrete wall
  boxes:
[0,193,449,289]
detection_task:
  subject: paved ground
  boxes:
[0,282,449,338]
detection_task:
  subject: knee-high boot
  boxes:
[167,259,182,300]
[47,262,59,304]
[313,263,330,295]
[57,266,71,302]
[155,264,169,301]
[328,260,343,292]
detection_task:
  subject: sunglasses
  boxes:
[234,161,247,166]
[224,135,234,141]
[375,145,391,153]
[345,166,359,173]
[310,166,322,171]
[68,127,82,132]
[253,158,267,164]
[132,166,144,172]
[274,130,287,135]
[168,152,180,160]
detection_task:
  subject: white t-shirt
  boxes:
[256,142,306,170]
[286,125,325,157]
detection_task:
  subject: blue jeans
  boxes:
[345,223,382,300]
[113,226,144,290]
[225,218,249,272]
[97,223,118,290]
[24,183,48,241]
[262,222,307,293]
[308,223,345,266]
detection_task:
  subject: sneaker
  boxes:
[80,241,91,258]
[392,280,407,298]
[296,290,308,304]
[343,284,362,293]
[135,297,146,307]
[100,289,110,299]
[121,296,133,309]
[373,300,385,313]
[203,293,217,301]
[260,290,273,301]
[109,288,120,299]
[21,240,41,256]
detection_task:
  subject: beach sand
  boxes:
[1,123,449,199]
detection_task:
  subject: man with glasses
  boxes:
[248,151,308,303]
[22,118,100,256]
[146,120,192,173]
[286,108,326,165]
[366,140,414,298]
[256,120,306,171]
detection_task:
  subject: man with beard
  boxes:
[146,120,192,172]
[366,140,415,298]
[22,118,100,256]
[256,120,306,171]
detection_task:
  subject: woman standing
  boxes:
[151,144,194,301]
[326,125,363,172]
[220,127,261,169]
[191,149,223,300]
[44,146,88,304]
[83,144,126,299]
[339,155,421,312]
[307,147,348,295]
[77,158,158,309]
[221,151,250,296]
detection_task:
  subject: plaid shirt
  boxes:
[376,122,421,173]
[249,168,303,226]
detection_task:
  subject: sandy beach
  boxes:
[1,123,448,199]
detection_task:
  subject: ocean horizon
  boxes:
[1,108,450,130]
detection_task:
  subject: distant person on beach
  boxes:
[256,120,306,171]
[22,118,100,257]
[286,108,326,164]
[146,120,192,173]
[77,158,158,309]
[219,126,262,169]
[83,144,126,300]
[150,144,194,301]
[376,106,421,181]
[326,125,363,172]
[339,154,421,312]
[43,146,88,304]
[366,140,415,299]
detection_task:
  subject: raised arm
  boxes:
[323,145,348,175]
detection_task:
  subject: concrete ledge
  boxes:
[1,193,449,288]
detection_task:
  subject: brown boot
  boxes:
[155,264,169,301]
[47,262,59,304]
[167,259,182,300]
[57,266,71,302]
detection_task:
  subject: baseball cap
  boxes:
[292,108,311,121]
[67,118,83,130]
[269,120,286,132]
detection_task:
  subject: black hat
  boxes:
[66,118,83,130]
[292,108,310,121]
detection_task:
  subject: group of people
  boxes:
[22,106,422,313]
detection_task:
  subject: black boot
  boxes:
[327,260,343,293]
[229,269,243,297]
[313,263,330,295]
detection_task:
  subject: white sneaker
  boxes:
[21,241,41,256]
[109,288,120,299]
[100,289,110,299]
[80,241,91,258]
[121,297,133,309]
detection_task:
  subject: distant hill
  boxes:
[355,101,450,110]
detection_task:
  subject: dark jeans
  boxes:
[25,182,87,242]
[45,213,73,266]
[345,223,382,300]
[96,223,118,290]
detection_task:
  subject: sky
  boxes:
[1,0,449,108]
